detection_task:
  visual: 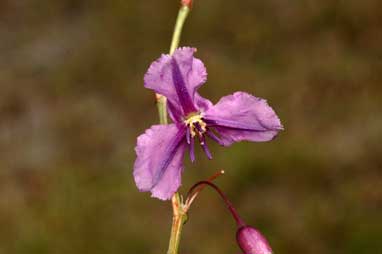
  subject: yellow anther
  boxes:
[184,113,207,137]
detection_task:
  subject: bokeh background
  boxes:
[1,0,381,253]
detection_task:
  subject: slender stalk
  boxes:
[156,94,168,124]
[162,4,191,254]
[169,6,190,55]
[186,181,246,227]
[184,170,225,212]
[167,193,188,254]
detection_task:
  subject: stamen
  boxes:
[184,113,205,138]
[206,129,225,146]
[202,144,212,160]
[186,126,191,144]
[200,135,212,160]
[189,136,195,162]
[194,122,204,134]
[184,113,212,161]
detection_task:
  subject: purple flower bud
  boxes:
[236,226,273,254]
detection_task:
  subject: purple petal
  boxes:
[194,92,213,112]
[203,92,283,146]
[151,143,187,200]
[167,100,183,123]
[144,47,207,117]
[173,47,207,97]
[168,93,212,122]
[171,58,198,114]
[133,124,186,200]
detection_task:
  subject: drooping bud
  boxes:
[181,0,193,8]
[185,180,274,254]
[236,226,273,254]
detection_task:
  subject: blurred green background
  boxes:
[0,0,381,253]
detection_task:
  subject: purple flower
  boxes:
[236,226,273,254]
[134,47,283,200]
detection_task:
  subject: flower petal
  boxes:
[203,92,283,146]
[168,93,212,123]
[167,100,183,123]
[133,124,186,200]
[151,142,187,200]
[194,92,213,112]
[144,47,207,117]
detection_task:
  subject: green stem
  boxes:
[167,193,188,254]
[157,95,168,124]
[169,6,190,55]
[155,4,190,254]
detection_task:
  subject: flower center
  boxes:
[184,113,207,138]
[183,112,219,161]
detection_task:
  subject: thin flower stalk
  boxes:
[184,170,225,212]
[186,180,246,227]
